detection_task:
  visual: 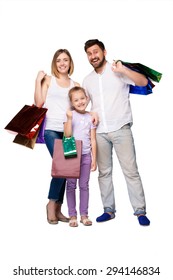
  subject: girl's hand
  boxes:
[66,110,73,120]
[91,161,97,172]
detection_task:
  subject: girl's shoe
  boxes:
[69,217,78,227]
[80,216,92,226]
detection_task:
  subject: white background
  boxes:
[0,0,173,279]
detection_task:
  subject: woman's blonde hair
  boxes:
[51,49,74,77]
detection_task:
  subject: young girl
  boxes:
[64,86,97,227]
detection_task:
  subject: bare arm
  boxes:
[90,128,97,171]
[74,81,80,86]
[34,71,50,107]
[84,94,99,126]
[112,61,148,86]
[90,111,99,126]
[64,110,73,137]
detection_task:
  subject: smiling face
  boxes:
[56,52,71,74]
[86,44,107,71]
[51,49,74,77]
[69,88,88,113]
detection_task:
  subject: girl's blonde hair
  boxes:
[51,49,74,78]
[68,86,87,101]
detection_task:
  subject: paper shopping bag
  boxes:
[62,136,77,158]
[13,128,40,149]
[4,104,47,137]
[36,116,46,143]
[51,139,82,178]
[120,61,162,82]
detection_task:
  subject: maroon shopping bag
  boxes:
[51,139,82,178]
[4,104,47,138]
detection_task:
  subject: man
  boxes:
[82,39,150,226]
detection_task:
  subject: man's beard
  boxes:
[91,56,106,70]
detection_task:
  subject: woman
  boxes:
[34,49,80,224]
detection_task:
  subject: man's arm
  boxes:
[112,60,148,86]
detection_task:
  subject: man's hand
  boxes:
[111,60,124,73]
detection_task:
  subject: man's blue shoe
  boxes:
[96,212,115,222]
[138,215,150,226]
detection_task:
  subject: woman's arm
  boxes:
[74,81,80,86]
[34,71,50,107]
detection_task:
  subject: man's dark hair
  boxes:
[84,39,105,52]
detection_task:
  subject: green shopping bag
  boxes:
[62,136,77,158]
[120,61,162,82]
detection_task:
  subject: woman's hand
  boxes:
[36,71,47,83]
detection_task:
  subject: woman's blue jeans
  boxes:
[44,130,66,203]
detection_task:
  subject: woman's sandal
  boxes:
[56,203,69,222]
[58,216,70,223]
[69,218,78,227]
[46,205,59,225]
[80,217,92,226]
